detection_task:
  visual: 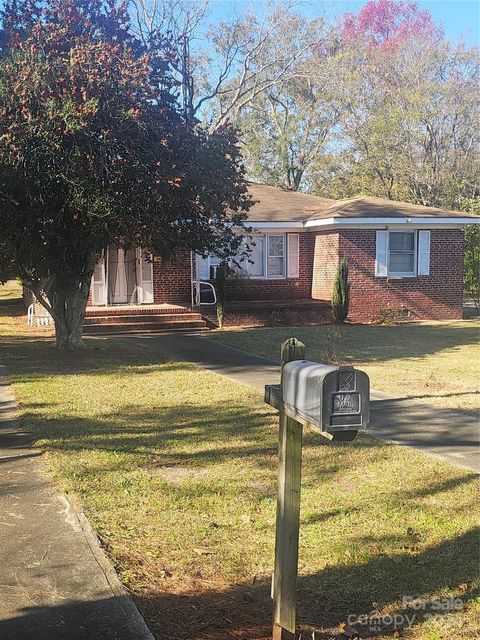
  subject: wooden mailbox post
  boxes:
[265,338,370,640]
[272,338,305,640]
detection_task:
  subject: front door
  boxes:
[92,247,153,306]
[107,247,137,304]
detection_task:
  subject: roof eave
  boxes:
[304,216,479,229]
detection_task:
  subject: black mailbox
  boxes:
[281,361,370,440]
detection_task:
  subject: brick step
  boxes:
[84,313,203,325]
[84,319,207,335]
[85,306,190,317]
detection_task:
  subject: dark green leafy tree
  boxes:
[0,0,252,349]
[332,257,350,324]
[461,198,480,309]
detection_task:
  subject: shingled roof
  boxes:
[245,183,476,223]
[245,183,334,221]
[307,196,473,220]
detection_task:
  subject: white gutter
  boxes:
[238,217,478,234]
[304,216,480,228]
[249,221,304,229]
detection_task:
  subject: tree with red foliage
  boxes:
[0,0,251,349]
[342,0,441,49]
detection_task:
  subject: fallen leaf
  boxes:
[338,621,360,637]
[159,569,172,578]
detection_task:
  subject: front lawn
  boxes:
[0,311,479,639]
[0,279,22,303]
[208,321,480,416]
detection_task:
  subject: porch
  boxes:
[84,303,207,335]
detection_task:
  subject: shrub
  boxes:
[332,257,350,323]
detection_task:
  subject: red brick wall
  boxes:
[153,250,192,304]
[337,229,464,322]
[312,231,340,300]
[228,232,314,301]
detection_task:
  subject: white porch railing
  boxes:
[193,280,217,306]
[27,303,53,327]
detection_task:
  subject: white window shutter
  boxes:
[92,252,106,305]
[375,230,388,277]
[139,251,154,303]
[287,234,300,278]
[196,255,210,280]
[418,231,431,276]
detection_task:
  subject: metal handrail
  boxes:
[194,280,217,306]
[27,303,53,327]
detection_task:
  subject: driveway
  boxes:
[129,333,480,473]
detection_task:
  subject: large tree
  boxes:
[132,0,321,131]
[0,0,252,349]
[312,7,480,209]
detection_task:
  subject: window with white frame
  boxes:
[199,233,299,281]
[389,231,416,276]
[267,234,285,278]
[375,230,431,278]
[243,235,265,277]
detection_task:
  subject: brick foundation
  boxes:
[202,300,333,328]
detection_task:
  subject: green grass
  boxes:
[0,279,22,302]
[0,313,479,639]
[208,321,480,416]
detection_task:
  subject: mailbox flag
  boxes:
[418,231,431,276]
[375,230,388,277]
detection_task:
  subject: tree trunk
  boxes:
[29,274,92,350]
[53,279,91,349]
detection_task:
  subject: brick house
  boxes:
[86,183,478,330]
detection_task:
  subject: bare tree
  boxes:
[131,0,323,131]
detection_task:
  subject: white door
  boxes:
[92,252,106,305]
[110,247,128,304]
[136,248,154,304]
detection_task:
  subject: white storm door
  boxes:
[136,248,154,303]
[92,252,106,305]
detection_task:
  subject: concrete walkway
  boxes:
[131,333,480,473]
[0,367,154,640]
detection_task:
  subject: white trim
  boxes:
[248,222,304,229]
[245,217,478,233]
[304,216,479,229]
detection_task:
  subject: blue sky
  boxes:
[209,0,480,45]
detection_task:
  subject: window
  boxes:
[267,235,285,278]
[208,255,221,279]
[375,230,431,278]
[246,235,265,277]
[388,231,416,276]
[199,233,299,281]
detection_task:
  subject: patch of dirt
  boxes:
[247,480,276,496]
[134,581,345,640]
[148,465,209,483]
[337,475,359,493]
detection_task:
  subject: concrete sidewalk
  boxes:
[131,333,480,473]
[0,367,154,640]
